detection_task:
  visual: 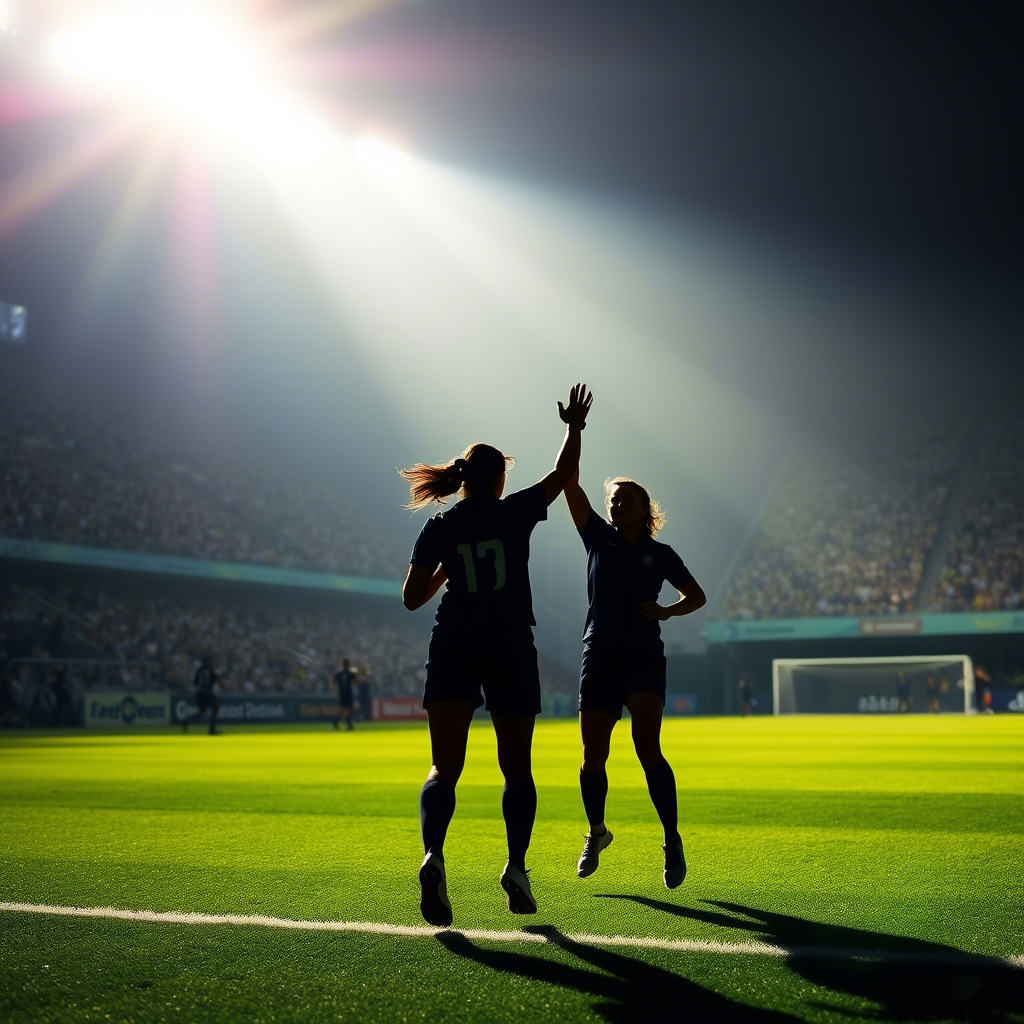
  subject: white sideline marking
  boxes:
[2,902,1021,967]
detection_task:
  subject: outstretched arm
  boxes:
[562,467,594,531]
[539,383,593,505]
[402,564,448,611]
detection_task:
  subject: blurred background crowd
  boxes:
[2,368,1022,723]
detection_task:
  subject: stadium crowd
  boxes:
[933,415,1024,612]
[1,581,427,696]
[0,581,578,725]
[721,426,962,619]
[0,373,407,578]
[4,367,1022,647]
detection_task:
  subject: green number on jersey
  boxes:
[456,540,506,593]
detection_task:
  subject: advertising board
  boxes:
[372,696,427,721]
[171,694,350,724]
[663,693,699,716]
[84,691,170,728]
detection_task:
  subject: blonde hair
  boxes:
[604,477,666,538]
[399,443,514,510]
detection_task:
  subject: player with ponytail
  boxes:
[400,384,593,927]
[562,473,706,889]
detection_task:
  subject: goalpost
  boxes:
[772,655,975,714]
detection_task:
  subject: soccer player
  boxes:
[562,472,706,888]
[896,671,911,713]
[332,658,356,730]
[739,672,755,716]
[401,383,593,928]
[183,654,221,735]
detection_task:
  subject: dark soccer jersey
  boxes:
[194,667,218,693]
[410,483,548,633]
[579,511,696,646]
[334,670,355,703]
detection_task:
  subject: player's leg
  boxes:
[183,694,207,732]
[627,689,685,888]
[491,711,539,913]
[208,696,220,735]
[422,698,475,856]
[492,712,537,871]
[580,709,616,832]
[577,709,617,877]
[577,642,620,878]
[485,639,542,913]
[419,697,475,927]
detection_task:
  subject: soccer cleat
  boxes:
[663,836,687,889]
[419,852,453,928]
[577,828,614,878]
[500,861,537,914]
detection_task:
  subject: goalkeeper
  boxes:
[563,471,706,888]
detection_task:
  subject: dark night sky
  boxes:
[2,1,1021,305]
[322,1,1022,282]
[1,0,1020,443]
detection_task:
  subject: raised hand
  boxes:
[558,383,594,430]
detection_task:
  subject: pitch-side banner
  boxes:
[372,696,427,721]
[85,691,170,728]
[171,694,348,724]
[664,693,699,716]
[707,611,1024,644]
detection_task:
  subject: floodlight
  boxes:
[47,1,280,150]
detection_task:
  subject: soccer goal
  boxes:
[772,655,975,714]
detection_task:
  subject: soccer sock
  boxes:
[644,758,679,845]
[502,776,537,872]
[420,778,456,859]
[579,767,608,834]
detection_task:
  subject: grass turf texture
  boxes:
[1,716,1022,1023]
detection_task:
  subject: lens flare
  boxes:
[47,0,279,149]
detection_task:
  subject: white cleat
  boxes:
[500,861,537,915]
[419,852,453,928]
[577,828,614,878]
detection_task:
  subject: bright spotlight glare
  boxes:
[354,135,437,202]
[48,1,279,147]
[0,0,17,35]
[354,135,412,172]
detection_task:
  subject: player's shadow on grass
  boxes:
[594,895,1024,1023]
[436,924,802,1023]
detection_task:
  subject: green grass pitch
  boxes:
[2,715,1022,1023]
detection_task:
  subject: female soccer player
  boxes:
[401,384,593,927]
[563,472,706,888]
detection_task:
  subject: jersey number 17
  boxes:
[456,540,506,592]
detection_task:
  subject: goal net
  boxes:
[772,655,975,714]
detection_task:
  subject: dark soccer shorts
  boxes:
[578,642,667,720]
[423,628,542,717]
[196,691,218,713]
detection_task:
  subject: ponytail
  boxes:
[400,444,513,510]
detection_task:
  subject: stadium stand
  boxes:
[0,579,579,725]
[0,370,407,577]
[720,424,965,619]
[932,414,1024,612]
